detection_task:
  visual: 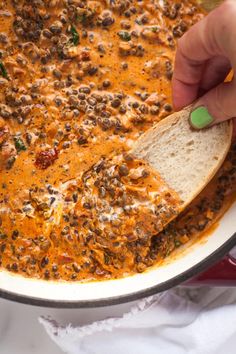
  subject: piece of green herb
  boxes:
[151,26,158,33]
[174,240,181,247]
[135,19,142,25]
[69,25,80,46]
[11,244,16,255]
[14,137,27,152]
[0,232,7,240]
[76,13,87,24]
[118,31,131,41]
[104,253,110,265]
[0,62,8,79]
[76,8,95,25]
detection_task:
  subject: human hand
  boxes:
[172,0,236,131]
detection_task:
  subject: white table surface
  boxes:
[0,297,136,354]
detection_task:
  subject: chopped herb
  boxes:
[164,249,171,257]
[174,240,181,247]
[69,25,80,46]
[151,26,158,32]
[14,137,27,152]
[11,244,16,255]
[0,62,8,79]
[76,13,87,24]
[0,232,7,240]
[135,19,142,25]
[118,31,131,41]
[104,253,110,265]
[75,9,95,25]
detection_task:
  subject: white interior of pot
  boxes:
[0,0,230,306]
[0,201,235,303]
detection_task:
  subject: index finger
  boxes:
[172,0,236,110]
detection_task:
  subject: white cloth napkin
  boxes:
[39,286,236,354]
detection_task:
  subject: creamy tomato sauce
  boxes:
[0,0,235,281]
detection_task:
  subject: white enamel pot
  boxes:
[0,201,236,308]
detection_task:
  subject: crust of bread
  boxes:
[132,105,233,208]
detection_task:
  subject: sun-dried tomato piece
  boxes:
[58,254,74,265]
[80,50,90,61]
[35,148,58,170]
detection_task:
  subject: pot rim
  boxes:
[0,231,235,308]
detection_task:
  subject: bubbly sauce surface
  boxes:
[0,0,235,281]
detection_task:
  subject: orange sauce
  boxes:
[0,0,234,282]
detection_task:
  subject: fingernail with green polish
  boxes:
[190,106,213,129]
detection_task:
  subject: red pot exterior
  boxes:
[187,255,236,286]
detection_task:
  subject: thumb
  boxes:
[189,80,236,129]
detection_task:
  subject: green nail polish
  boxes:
[190,106,213,129]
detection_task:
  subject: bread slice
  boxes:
[132,105,232,208]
